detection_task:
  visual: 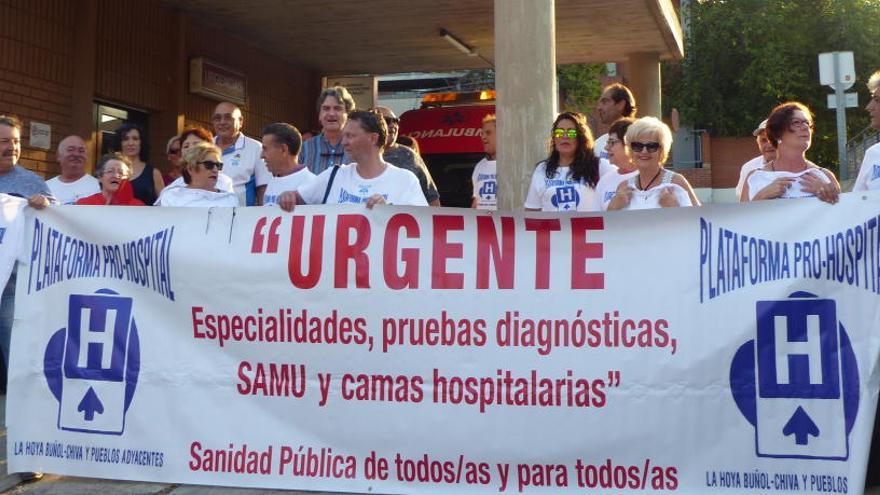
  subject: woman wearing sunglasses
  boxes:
[524,112,615,212]
[164,127,235,193]
[76,153,144,206]
[155,141,238,207]
[606,117,700,210]
[742,102,839,204]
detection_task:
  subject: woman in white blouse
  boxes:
[742,102,839,204]
[155,141,238,207]
[607,117,700,211]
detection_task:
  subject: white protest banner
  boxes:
[6,195,880,494]
[0,194,27,290]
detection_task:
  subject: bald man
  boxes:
[376,106,440,206]
[211,101,272,205]
[46,135,99,204]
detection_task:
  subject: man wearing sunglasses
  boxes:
[376,106,440,206]
[594,83,637,160]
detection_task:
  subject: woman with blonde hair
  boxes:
[607,116,700,210]
[155,141,238,207]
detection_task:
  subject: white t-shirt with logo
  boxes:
[155,187,239,207]
[524,160,616,212]
[735,156,766,202]
[298,162,428,206]
[471,158,497,210]
[216,133,272,205]
[591,169,639,211]
[853,143,880,191]
[46,175,100,205]
[593,134,609,160]
[746,168,830,200]
[263,168,316,207]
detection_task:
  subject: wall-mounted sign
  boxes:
[322,75,377,110]
[29,122,51,150]
[190,58,247,105]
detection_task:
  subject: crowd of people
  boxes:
[5,70,880,215]
[1,68,879,483]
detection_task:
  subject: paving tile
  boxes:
[2,474,170,494]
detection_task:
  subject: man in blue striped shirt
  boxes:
[299,86,356,174]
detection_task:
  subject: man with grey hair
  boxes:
[299,86,356,174]
[853,70,880,191]
[46,135,99,204]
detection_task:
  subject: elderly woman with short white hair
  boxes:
[606,117,700,210]
[155,141,238,207]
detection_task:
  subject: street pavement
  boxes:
[0,395,877,494]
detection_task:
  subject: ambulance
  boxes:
[398,91,495,207]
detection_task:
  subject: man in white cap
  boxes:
[735,119,776,201]
[852,69,880,191]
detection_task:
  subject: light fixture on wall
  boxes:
[440,28,478,57]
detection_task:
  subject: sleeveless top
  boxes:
[624,169,692,209]
[626,168,675,189]
[130,164,157,206]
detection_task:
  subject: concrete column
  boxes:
[71,0,97,171]
[494,0,557,210]
[625,52,662,119]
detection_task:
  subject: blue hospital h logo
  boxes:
[44,289,140,435]
[479,181,496,198]
[551,185,579,210]
[729,292,859,461]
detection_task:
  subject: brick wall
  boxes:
[676,167,712,188]
[183,18,319,141]
[0,0,76,177]
[706,137,757,189]
[0,0,317,179]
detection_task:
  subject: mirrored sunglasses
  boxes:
[553,128,578,139]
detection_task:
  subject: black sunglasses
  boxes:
[629,141,661,153]
[198,160,223,171]
[384,116,400,125]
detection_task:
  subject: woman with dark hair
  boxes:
[114,122,163,205]
[524,112,615,212]
[592,117,637,210]
[742,102,839,204]
[76,153,144,206]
